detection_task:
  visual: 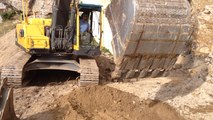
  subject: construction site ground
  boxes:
[0,4,213,120]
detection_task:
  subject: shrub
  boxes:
[0,10,16,21]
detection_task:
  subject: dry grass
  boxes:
[0,16,19,37]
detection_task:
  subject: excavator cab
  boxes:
[18,0,104,57]
[73,3,104,56]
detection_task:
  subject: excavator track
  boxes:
[79,59,99,87]
[107,0,193,80]
[1,66,22,87]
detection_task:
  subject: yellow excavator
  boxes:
[2,0,104,87]
[1,0,193,86]
[0,0,193,119]
[0,1,104,118]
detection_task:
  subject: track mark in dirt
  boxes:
[36,86,184,120]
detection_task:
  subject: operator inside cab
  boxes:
[80,12,92,46]
[80,13,90,33]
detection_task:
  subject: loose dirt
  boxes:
[24,86,183,120]
[14,83,77,120]
[0,29,30,67]
[0,18,17,38]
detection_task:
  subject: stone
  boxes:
[204,5,213,14]
[203,10,211,14]
[0,2,6,12]
[199,46,210,54]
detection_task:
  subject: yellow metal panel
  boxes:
[16,24,27,50]
[16,18,51,52]
[25,25,45,36]
[30,37,50,49]
[100,10,104,49]
[74,4,80,50]
[28,18,51,26]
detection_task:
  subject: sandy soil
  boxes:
[14,83,77,120]
[53,86,184,120]
[0,30,30,67]
[18,86,184,120]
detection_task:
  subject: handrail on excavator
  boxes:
[21,0,28,24]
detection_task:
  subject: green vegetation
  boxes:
[101,47,111,54]
[0,9,19,37]
[91,37,112,54]
[0,10,16,21]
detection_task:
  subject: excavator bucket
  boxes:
[107,0,193,79]
[0,78,18,120]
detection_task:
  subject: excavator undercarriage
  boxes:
[1,56,99,87]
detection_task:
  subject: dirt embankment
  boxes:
[26,86,183,120]
[0,30,30,67]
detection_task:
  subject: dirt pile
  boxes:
[194,3,213,83]
[195,5,213,54]
[14,83,184,120]
[14,83,77,120]
[191,0,213,13]
[95,53,115,84]
[40,86,183,120]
